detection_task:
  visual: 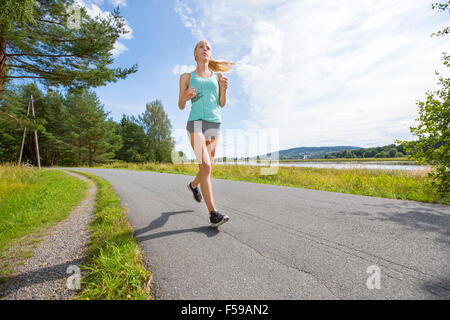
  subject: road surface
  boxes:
[53,167,450,299]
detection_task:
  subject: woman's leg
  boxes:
[205,137,219,166]
[191,137,219,187]
[191,170,201,188]
[189,132,216,213]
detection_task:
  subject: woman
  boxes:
[178,40,235,228]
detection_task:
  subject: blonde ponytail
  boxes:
[208,57,235,72]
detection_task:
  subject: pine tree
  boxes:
[37,88,72,166]
[65,88,120,167]
[0,0,137,118]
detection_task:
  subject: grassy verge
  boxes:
[69,170,152,300]
[70,161,448,205]
[0,164,89,281]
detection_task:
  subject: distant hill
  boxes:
[255,146,362,160]
[245,143,409,160]
[221,143,412,161]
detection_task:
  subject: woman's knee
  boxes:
[199,162,212,175]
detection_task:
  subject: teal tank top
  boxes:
[187,70,221,123]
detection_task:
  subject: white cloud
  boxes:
[174,0,205,39]
[175,0,449,150]
[172,64,196,76]
[74,0,132,56]
[109,0,127,7]
[111,41,128,57]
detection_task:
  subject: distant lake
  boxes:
[213,161,431,171]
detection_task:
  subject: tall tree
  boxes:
[65,88,121,167]
[138,100,175,163]
[116,114,148,163]
[0,0,137,106]
[37,88,72,166]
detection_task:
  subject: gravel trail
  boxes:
[0,171,96,300]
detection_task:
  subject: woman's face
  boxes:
[195,41,212,62]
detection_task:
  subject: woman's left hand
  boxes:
[219,76,228,90]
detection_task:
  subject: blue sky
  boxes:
[72,0,448,158]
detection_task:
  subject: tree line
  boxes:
[0,82,174,166]
[324,144,409,159]
[0,1,174,167]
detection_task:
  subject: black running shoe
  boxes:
[209,210,230,228]
[188,181,202,202]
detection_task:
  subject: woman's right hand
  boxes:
[183,87,197,102]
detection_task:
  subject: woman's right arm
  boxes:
[178,73,196,110]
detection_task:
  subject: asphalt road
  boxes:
[53,167,450,299]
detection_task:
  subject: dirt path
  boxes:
[0,171,96,300]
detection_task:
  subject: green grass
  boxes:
[0,164,89,280]
[70,171,152,300]
[0,164,151,299]
[69,161,449,205]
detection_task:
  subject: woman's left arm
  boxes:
[218,72,228,108]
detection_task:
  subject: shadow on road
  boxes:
[133,210,220,242]
[133,210,194,236]
[135,226,219,242]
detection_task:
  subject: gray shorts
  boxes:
[186,120,221,140]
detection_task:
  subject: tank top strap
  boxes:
[190,70,215,79]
